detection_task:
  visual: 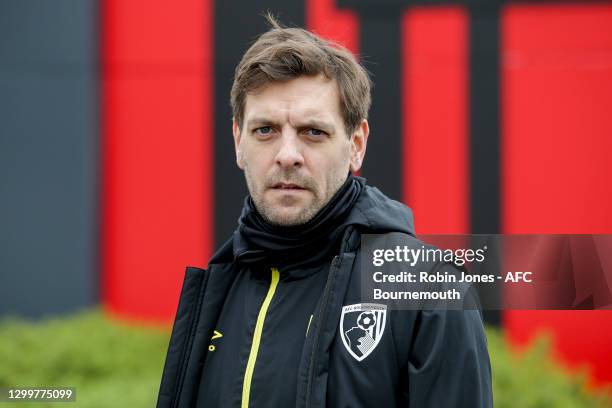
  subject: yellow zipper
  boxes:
[241,267,280,408]
[306,314,313,337]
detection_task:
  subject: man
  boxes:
[157,15,492,408]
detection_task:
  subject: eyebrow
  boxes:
[246,117,280,129]
[246,117,336,134]
[298,120,336,134]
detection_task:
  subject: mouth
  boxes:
[271,182,307,191]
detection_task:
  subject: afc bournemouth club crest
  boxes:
[339,303,387,361]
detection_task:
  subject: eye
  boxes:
[253,126,277,140]
[306,128,326,137]
[255,126,272,135]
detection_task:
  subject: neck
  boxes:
[233,175,364,267]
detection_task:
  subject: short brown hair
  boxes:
[230,13,372,135]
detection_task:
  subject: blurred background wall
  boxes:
[0,1,99,316]
[1,0,611,388]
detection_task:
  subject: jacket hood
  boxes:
[342,183,415,236]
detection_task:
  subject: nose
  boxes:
[274,129,304,169]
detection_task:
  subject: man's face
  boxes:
[233,75,369,226]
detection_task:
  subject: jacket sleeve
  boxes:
[401,307,493,407]
[156,266,209,408]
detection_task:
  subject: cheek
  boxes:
[331,144,352,172]
[244,149,277,192]
[312,146,351,183]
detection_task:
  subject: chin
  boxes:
[261,204,314,227]
[268,209,307,226]
[256,192,321,226]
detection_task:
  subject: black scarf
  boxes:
[233,175,364,269]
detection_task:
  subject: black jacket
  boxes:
[156,185,493,408]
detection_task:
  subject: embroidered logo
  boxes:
[339,303,387,361]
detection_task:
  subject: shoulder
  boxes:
[207,236,235,266]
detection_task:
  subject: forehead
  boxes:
[243,75,342,125]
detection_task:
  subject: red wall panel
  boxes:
[501,3,612,386]
[102,0,213,323]
[306,0,359,55]
[402,7,469,234]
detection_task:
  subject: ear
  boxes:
[233,118,245,170]
[349,119,369,173]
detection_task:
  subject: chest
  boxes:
[196,265,329,408]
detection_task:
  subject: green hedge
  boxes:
[486,329,611,408]
[0,310,610,407]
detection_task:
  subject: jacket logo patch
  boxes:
[339,303,387,361]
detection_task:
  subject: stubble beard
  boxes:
[244,166,347,227]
